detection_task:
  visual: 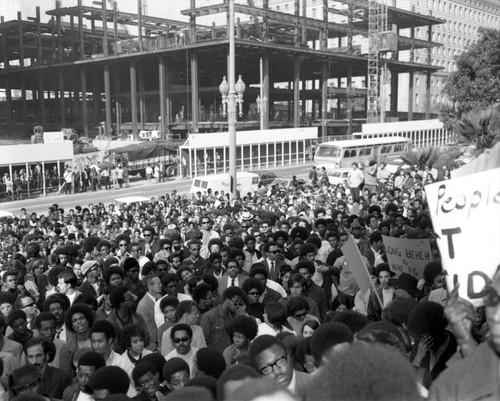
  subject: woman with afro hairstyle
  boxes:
[223,315,258,366]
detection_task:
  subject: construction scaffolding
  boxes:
[367,0,388,123]
[0,0,444,138]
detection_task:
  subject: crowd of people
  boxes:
[0,159,493,401]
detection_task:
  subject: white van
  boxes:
[190,172,259,196]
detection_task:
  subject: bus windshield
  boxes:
[316,146,341,158]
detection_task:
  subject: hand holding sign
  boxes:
[444,284,475,342]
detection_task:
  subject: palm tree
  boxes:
[453,107,500,155]
[400,147,461,170]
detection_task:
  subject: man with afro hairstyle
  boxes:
[88,365,130,401]
[62,351,105,401]
[308,342,421,401]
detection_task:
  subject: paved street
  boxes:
[0,164,311,216]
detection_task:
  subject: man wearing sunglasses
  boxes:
[164,323,198,376]
[259,242,286,283]
[250,335,311,400]
[199,216,220,249]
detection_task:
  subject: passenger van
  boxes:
[314,136,411,173]
[190,172,259,196]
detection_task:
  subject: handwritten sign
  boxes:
[382,236,432,280]
[425,168,500,306]
[341,234,372,295]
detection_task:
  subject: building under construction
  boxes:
[0,0,444,139]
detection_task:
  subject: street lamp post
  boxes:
[219,0,246,199]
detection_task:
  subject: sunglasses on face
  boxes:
[173,337,190,344]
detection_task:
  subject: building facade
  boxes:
[397,0,500,113]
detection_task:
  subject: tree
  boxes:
[453,108,500,154]
[400,147,461,170]
[440,28,500,129]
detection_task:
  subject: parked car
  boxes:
[327,167,351,186]
[269,177,306,190]
[251,171,277,186]
[114,196,150,206]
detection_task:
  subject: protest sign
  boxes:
[341,234,372,296]
[382,236,432,280]
[425,167,500,306]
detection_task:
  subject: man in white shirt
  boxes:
[161,300,206,356]
[57,271,81,305]
[165,323,198,376]
[347,162,364,199]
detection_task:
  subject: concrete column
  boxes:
[78,0,85,59]
[159,56,166,139]
[5,81,12,124]
[138,0,143,51]
[425,71,431,119]
[138,64,145,128]
[102,0,109,56]
[425,24,433,119]
[262,52,270,129]
[80,67,88,137]
[321,62,328,140]
[408,72,414,121]
[59,74,66,126]
[70,16,76,61]
[293,58,301,127]
[347,65,353,135]
[21,76,28,125]
[190,50,199,133]
[18,12,24,67]
[36,7,43,63]
[130,61,138,136]
[93,75,100,125]
[39,72,46,125]
[104,64,112,135]
[390,70,398,118]
[165,60,172,135]
[56,4,63,62]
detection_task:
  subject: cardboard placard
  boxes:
[382,235,432,280]
[341,234,372,295]
[425,167,500,306]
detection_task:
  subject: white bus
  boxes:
[314,136,411,173]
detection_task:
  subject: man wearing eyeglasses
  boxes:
[250,335,311,400]
[218,259,248,297]
[165,323,198,376]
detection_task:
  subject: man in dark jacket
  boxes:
[24,337,72,399]
[62,351,106,401]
